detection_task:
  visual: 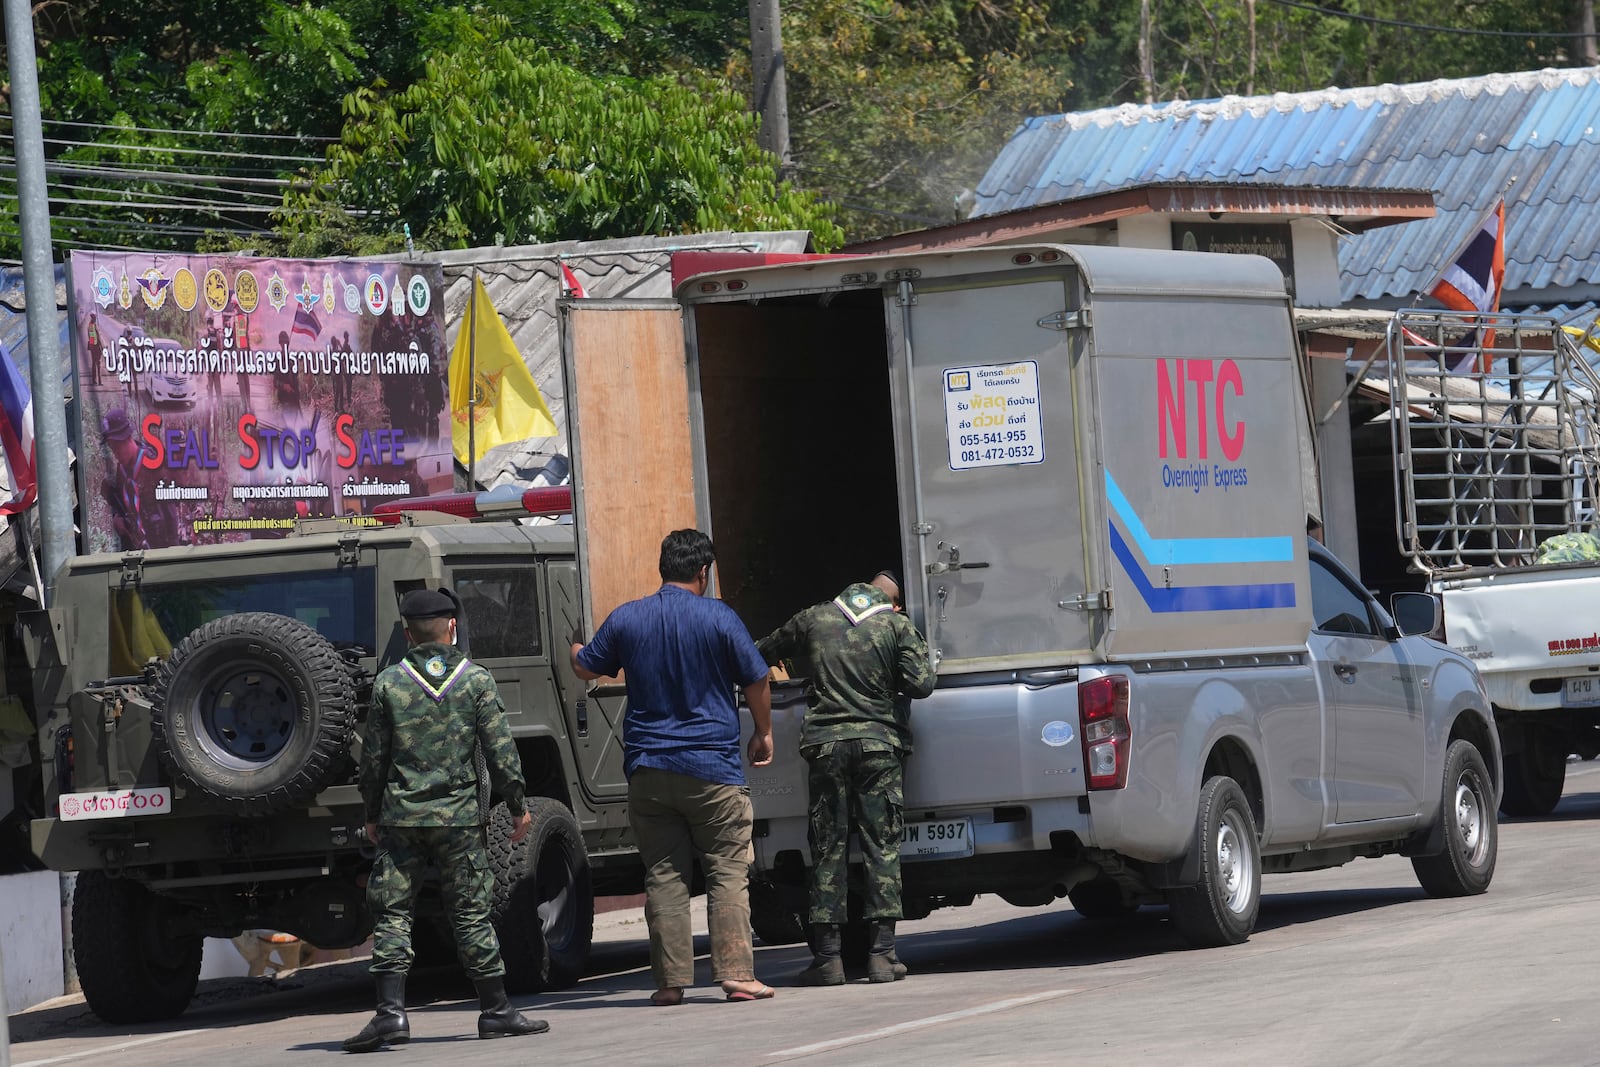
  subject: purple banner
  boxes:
[69,252,452,552]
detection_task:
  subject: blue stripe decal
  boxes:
[1110,521,1296,613]
[1104,471,1293,565]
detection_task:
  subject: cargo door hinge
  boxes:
[119,551,145,586]
[1058,590,1112,612]
[912,521,935,535]
[1038,308,1090,331]
[337,531,362,568]
[895,279,918,307]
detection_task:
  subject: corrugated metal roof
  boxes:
[973,67,1600,304]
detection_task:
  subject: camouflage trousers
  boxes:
[367,824,505,980]
[805,740,904,923]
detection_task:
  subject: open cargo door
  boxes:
[900,273,1097,672]
[561,299,700,655]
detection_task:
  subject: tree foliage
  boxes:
[3,0,1598,255]
[277,23,840,250]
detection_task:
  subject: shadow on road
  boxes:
[1498,789,1600,823]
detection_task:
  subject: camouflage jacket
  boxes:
[757,583,936,753]
[359,642,527,827]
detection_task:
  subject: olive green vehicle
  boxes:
[25,503,638,1024]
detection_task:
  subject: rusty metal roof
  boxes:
[973,67,1600,307]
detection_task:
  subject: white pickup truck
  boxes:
[557,244,1501,949]
[1387,309,1600,816]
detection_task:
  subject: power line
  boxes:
[0,191,282,214]
[0,114,337,144]
[1262,0,1596,39]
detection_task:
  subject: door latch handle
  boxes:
[926,540,990,575]
[1333,662,1357,680]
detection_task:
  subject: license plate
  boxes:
[900,818,974,861]
[58,787,172,822]
[1564,675,1600,706]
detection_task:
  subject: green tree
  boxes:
[769,0,1074,241]
[277,26,841,251]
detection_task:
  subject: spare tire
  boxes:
[152,611,356,814]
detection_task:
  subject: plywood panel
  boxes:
[565,304,697,648]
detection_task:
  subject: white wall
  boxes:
[1289,218,1343,307]
[0,871,64,1013]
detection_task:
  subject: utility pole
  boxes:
[5,0,73,602]
[748,0,792,179]
[1581,0,1597,66]
[6,0,80,1009]
[1138,0,1155,105]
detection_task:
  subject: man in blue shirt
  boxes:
[571,529,775,1004]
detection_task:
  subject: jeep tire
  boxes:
[72,871,203,1024]
[489,797,594,992]
[152,612,356,815]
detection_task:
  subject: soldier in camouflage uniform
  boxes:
[344,588,549,1052]
[758,570,936,985]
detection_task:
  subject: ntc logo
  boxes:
[1157,358,1245,462]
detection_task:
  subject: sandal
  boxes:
[651,987,685,1006]
[724,983,775,1002]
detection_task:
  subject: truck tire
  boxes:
[749,878,809,946]
[1412,739,1497,897]
[1068,875,1139,920]
[1167,776,1260,947]
[489,798,593,993]
[1498,723,1565,817]
[72,871,202,1024]
[152,612,356,815]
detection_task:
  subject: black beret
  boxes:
[399,588,457,619]
[874,569,902,592]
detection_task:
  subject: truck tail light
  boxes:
[1079,675,1131,790]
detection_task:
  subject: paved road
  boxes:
[10,762,1600,1067]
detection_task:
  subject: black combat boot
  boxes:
[343,972,410,1053]
[798,923,845,986]
[475,977,551,1039]
[866,920,908,983]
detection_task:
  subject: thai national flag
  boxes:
[1426,200,1506,372]
[560,263,587,299]
[291,304,322,344]
[0,343,37,516]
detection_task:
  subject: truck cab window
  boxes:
[1309,559,1378,637]
[453,568,542,659]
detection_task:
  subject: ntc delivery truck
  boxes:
[562,244,1499,948]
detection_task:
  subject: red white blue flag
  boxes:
[291,304,322,343]
[0,344,37,516]
[1427,200,1506,371]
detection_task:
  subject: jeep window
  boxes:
[109,568,377,675]
[1309,558,1378,637]
[454,568,542,659]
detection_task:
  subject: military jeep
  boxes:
[25,492,640,1024]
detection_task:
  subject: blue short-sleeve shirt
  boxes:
[576,584,768,785]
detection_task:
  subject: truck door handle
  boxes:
[1333,662,1357,680]
[926,541,991,575]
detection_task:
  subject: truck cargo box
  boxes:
[562,245,1315,670]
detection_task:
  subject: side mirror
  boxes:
[1390,591,1442,638]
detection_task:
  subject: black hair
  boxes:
[659,528,715,583]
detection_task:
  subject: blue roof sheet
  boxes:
[973,67,1600,305]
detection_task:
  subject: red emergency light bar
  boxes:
[371,484,573,520]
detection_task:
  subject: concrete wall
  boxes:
[0,871,64,1013]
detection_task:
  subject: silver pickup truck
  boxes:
[556,244,1500,950]
[748,540,1498,947]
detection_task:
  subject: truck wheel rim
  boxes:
[1216,810,1255,913]
[196,667,297,768]
[1453,778,1486,864]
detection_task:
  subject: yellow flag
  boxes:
[1562,319,1600,355]
[449,276,558,464]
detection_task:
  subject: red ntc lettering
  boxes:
[1156,358,1245,461]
